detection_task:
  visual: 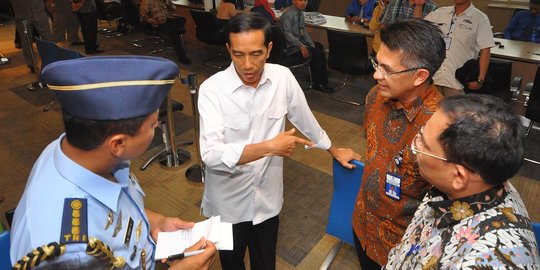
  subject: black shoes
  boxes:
[86,48,105,54]
[312,84,334,93]
[71,41,84,46]
[178,55,192,65]
[15,42,21,49]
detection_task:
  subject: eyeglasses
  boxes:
[371,58,421,78]
[410,127,448,162]
[411,126,477,173]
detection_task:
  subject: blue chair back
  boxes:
[532,222,540,253]
[0,231,10,270]
[35,38,85,72]
[326,159,364,246]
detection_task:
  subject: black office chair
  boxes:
[305,0,321,12]
[34,38,85,111]
[120,0,140,30]
[95,0,126,38]
[464,58,514,102]
[519,65,540,165]
[326,29,371,106]
[140,100,193,170]
[525,65,540,136]
[189,9,228,69]
[130,22,165,49]
[269,26,312,88]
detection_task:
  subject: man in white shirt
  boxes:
[425,0,494,96]
[198,13,361,270]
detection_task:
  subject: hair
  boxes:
[62,110,150,151]
[380,18,446,83]
[227,13,272,47]
[438,94,525,185]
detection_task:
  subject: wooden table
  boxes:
[305,14,374,36]
[492,38,540,64]
[272,9,374,36]
[171,0,205,10]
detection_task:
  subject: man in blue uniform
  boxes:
[345,0,377,24]
[503,0,540,42]
[10,56,216,270]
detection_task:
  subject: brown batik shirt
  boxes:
[352,84,443,265]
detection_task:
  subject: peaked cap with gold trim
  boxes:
[41,56,179,120]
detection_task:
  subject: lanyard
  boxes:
[446,10,456,37]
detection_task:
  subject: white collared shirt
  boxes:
[426,4,495,89]
[198,63,331,225]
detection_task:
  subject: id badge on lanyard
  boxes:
[385,151,403,200]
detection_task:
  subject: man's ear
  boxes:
[266,41,273,59]
[451,164,470,192]
[226,43,231,53]
[413,69,430,87]
[108,134,127,158]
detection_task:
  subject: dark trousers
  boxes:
[77,11,98,52]
[353,230,382,270]
[287,41,328,85]
[219,216,279,270]
[157,17,188,62]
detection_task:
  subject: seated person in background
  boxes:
[384,94,540,269]
[10,56,216,270]
[281,0,333,92]
[368,0,389,54]
[273,0,292,10]
[380,0,437,26]
[251,0,275,23]
[503,0,540,42]
[140,0,192,64]
[345,0,377,25]
[217,0,237,20]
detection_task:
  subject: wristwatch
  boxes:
[477,78,484,86]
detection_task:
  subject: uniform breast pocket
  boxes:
[223,114,252,140]
[457,22,475,40]
[266,106,287,122]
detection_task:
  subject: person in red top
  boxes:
[351,18,446,269]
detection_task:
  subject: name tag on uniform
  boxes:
[385,173,401,200]
[444,37,452,50]
[60,198,88,244]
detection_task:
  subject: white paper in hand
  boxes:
[154,216,233,260]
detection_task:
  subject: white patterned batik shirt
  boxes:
[384,181,540,269]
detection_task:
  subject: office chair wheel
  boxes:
[158,148,191,169]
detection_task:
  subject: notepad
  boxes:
[154,216,233,260]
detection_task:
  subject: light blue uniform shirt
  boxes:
[10,134,155,269]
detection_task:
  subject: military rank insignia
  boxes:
[60,198,89,244]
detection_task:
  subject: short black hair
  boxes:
[380,18,446,83]
[439,94,525,185]
[62,110,150,151]
[227,13,272,47]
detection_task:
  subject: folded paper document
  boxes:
[304,12,327,25]
[154,216,233,260]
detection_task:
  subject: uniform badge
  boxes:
[60,198,88,244]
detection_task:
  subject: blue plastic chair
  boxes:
[0,230,10,270]
[532,222,540,253]
[320,159,364,270]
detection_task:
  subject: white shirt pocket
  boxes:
[223,114,252,142]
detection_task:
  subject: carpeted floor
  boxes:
[278,158,332,266]
[9,84,55,107]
